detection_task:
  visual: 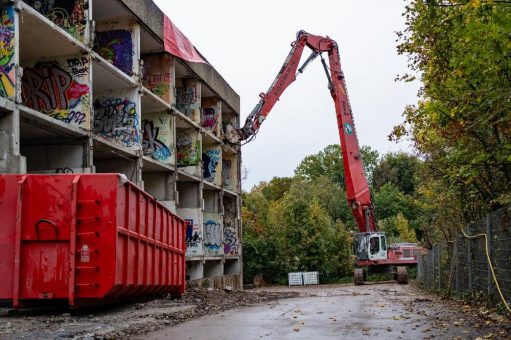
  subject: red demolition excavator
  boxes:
[225,31,419,284]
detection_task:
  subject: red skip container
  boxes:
[0,174,186,309]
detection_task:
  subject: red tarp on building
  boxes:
[163,15,207,64]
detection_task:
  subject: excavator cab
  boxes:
[353,232,387,261]
[369,233,387,260]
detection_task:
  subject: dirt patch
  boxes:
[0,288,299,339]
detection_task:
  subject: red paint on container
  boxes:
[0,174,186,309]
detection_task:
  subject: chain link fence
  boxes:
[418,206,511,305]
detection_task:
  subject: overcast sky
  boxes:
[154,0,420,189]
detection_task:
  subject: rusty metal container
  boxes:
[0,174,186,309]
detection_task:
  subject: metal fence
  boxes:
[418,206,511,305]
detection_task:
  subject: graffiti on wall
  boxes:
[96,29,133,76]
[22,58,90,128]
[55,167,73,173]
[222,160,231,188]
[223,226,238,256]
[0,7,15,98]
[176,131,200,167]
[27,0,87,41]
[201,107,218,131]
[176,83,200,118]
[93,97,139,147]
[142,55,172,101]
[185,219,202,250]
[144,72,170,98]
[142,119,171,161]
[202,149,220,182]
[204,219,222,256]
[224,200,238,255]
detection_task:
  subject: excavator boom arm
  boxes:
[231,31,376,233]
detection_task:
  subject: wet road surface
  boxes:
[140,283,495,340]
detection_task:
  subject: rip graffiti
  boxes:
[22,60,90,126]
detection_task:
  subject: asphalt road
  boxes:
[140,283,500,340]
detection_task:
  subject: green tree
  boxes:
[261,177,293,202]
[242,174,355,283]
[295,144,379,189]
[284,176,352,225]
[374,183,415,221]
[372,152,421,195]
[295,144,345,186]
[380,212,417,244]
[273,192,353,278]
[393,0,511,219]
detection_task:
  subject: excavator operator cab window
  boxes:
[381,235,387,251]
[370,236,380,255]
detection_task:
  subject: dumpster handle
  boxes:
[35,219,59,239]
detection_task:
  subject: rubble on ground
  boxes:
[0,288,299,339]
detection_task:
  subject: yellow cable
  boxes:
[460,228,511,313]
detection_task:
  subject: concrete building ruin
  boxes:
[0,0,242,288]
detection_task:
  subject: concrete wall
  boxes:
[187,274,243,290]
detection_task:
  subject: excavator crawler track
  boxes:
[396,266,409,284]
[354,268,365,285]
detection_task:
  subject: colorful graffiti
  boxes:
[0,7,15,98]
[176,83,200,118]
[204,219,222,256]
[202,149,221,182]
[223,200,238,255]
[223,226,238,255]
[201,107,218,131]
[96,29,133,76]
[55,167,73,173]
[185,219,202,249]
[148,80,169,98]
[176,131,200,167]
[93,96,139,147]
[142,115,171,162]
[22,58,90,128]
[222,160,232,188]
[27,0,87,41]
[142,54,172,102]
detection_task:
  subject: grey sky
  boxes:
[154,0,420,189]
